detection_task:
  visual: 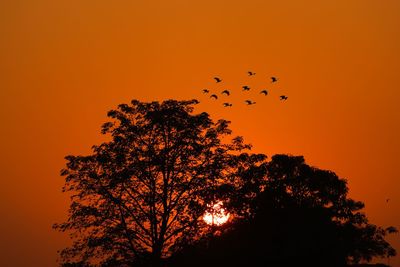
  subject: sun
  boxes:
[203,201,230,226]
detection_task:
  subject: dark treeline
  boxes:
[55,100,397,267]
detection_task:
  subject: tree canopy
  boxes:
[55,99,397,267]
[54,99,265,266]
[169,155,397,267]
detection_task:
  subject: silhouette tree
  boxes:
[260,155,397,265]
[169,154,397,267]
[54,99,265,266]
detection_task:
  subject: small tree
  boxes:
[54,99,263,266]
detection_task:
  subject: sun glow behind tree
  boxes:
[203,201,230,226]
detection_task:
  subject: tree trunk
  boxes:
[150,245,163,267]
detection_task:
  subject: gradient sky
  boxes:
[1,0,400,266]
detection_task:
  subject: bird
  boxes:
[280,95,288,100]
[221,90,230,96]
[214,77,222,83]
[386,226,397,233]
[271,76,278,83]
[223,103,232,107]
[203,89,210,94]
[260,90,268,95]
[245,100,256,105]
[210,94,218,100]
[248,71,256,76]
[242,85,250,91]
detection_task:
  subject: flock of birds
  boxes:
[201,71,288,108]
[202,73,394,207]
[201,73,395,207]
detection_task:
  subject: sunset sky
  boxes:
[1,0,400,266]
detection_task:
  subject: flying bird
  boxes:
[260,90,268,95]
[386,226,397,233]
[223,103,233,107]
[245,100,256,105]
[221,90,230,96]
[248,71,256,76]
[210,94,218,100]
[271,77,278,83]
[203,89,210,94]
[280,95,288,100]
[242,85,250,91]
[214,77,222,83]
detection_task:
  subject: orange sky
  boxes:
[1,0,399,266]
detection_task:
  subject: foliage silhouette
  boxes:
[168,155,397,267]
[54,99,266,266]
[55,99,397,267]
